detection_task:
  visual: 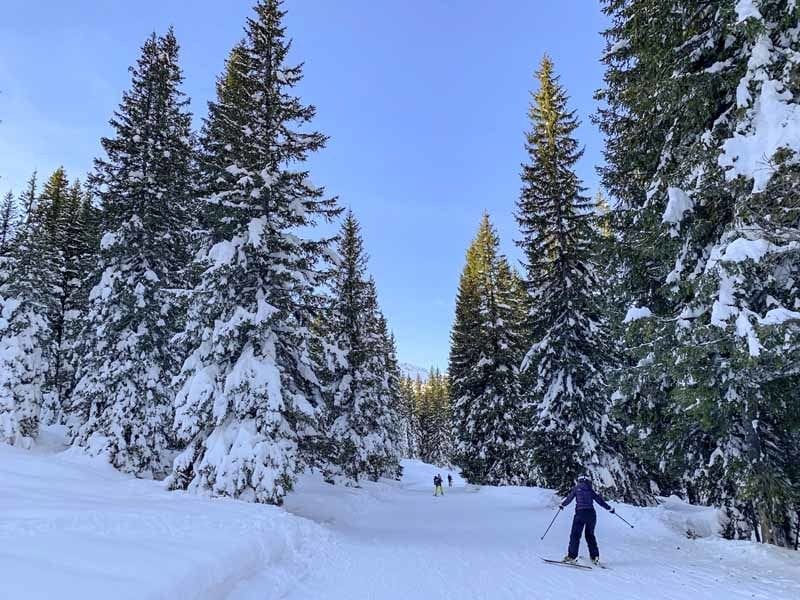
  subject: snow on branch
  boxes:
[623,305,653,324]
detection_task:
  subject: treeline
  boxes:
[449,0,800,549]
[0,0,408,504]
[399,370,452,466]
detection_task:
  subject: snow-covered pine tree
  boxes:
[4,168,76,429]
[408,374,427,459]
[0,193,14,291]
[18,172,39,229]
[399,375,419,458]
[517,55,644,501]
[450,213,528,485]
[195,42,249,245]
[383,331,409,462]
[595,0,717,501]
[322,212,402,482]
[0,177,60,448]
[598,0,800,543]
[170,0,340,504]
[67,29,195,477]
[0,191,16,256]
[415,373,434,463]
[416,369,452,466]
[35,167,70,241]
[42,177,95,422]
[373,307,404,478]
[57,182,102,422]
[1,174,38,291]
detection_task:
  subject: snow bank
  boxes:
[0,427,327,600]
[651,495,723,539]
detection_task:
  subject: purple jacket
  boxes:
[560,480,611,511]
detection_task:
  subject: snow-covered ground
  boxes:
[0,426,326,600]
[268,460,800,600]
[2,436,799,600]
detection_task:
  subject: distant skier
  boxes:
[559,474,615,565]
[434,474,444,496]
[447,474,452,488]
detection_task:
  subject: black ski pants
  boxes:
[568,508,599,559]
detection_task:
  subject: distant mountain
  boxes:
[399,362,430,382]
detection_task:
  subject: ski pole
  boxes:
[613,510,634,529]
[540,508,561,540]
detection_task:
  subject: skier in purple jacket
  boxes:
[559,474,615,565]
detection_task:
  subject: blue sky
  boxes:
[0,1,609,369]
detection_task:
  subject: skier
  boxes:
[434,474,444,496]
[559,474,615,566]
[447,474,452,488]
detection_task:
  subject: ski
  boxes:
[540,557,592,570]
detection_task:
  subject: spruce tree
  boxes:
[450,213,528,485]
[0,190,17,291]
[517,56,643,500]
[383,331,408,463]
[170,0,340,504]
[322,212,402,482]
[0,177,60,447]
[373,304,405,478]
[0,191,16,256]
[410,375,428,460]
[68,29,195,477]
[42,176,95,422]
[35,167,70,241]
[416,369,452,466]
[18,172,39,230]
[398,375,419,458]
[57,183,102,420]
[598,0,800,542]
[8,168,73,425]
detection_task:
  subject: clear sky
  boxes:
[0,1,609,370]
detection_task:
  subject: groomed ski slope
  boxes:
[264,461,800,600]
[2,434,798,600]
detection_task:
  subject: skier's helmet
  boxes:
[576,474,591,484]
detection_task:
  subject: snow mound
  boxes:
[652,495,723,539]
[0,427,328,600]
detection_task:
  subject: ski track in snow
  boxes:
[2,439,798,600]
[240,460,799,600]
